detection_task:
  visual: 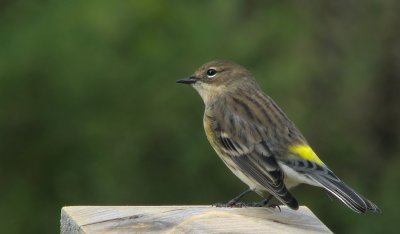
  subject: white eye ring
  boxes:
[206,68,217,78]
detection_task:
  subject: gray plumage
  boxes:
[177,60,381,213]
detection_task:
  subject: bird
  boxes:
[176,60,381,213]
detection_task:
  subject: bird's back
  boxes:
[183,60,380,213]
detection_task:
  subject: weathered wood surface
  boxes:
[61,206,332,234]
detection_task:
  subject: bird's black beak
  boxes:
[176,76,198,84]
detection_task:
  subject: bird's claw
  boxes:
[213,201,245,208]
[267,204,281,212]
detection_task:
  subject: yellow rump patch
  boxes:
[289,145,324,165]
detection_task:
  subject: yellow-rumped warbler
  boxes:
[177,60,380,213]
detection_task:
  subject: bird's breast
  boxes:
[203,114,220,153]
[203,114,234,164]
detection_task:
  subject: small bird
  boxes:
[177,60,380,213]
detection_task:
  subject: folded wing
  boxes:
[218,131,299,209]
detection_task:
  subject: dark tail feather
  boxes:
[280,190,299,210]
[286,196,299,210]
[311,175,381,213]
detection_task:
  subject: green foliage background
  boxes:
[1,1,399,233]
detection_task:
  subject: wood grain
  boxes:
[61,206,332,233]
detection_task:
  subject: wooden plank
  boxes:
[61,206,332,234]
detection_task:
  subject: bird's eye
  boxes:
[206,68,217,78]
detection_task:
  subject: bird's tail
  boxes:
[310,173,381,213]
[282,192,300,210]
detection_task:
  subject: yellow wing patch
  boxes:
[289,145,324,165]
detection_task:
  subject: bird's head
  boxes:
[177,60,257,104]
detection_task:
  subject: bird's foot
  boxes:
[213,201,280,211]
[213,201,245,208]
[238,197,281,211]
[236,202,263,207]
[267,203,281,212]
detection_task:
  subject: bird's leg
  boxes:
[240,194,281,211]
[262,195,281,211]
[214,188,252,207]
[241,194,274,207]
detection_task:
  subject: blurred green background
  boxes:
[1,1,399,233]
